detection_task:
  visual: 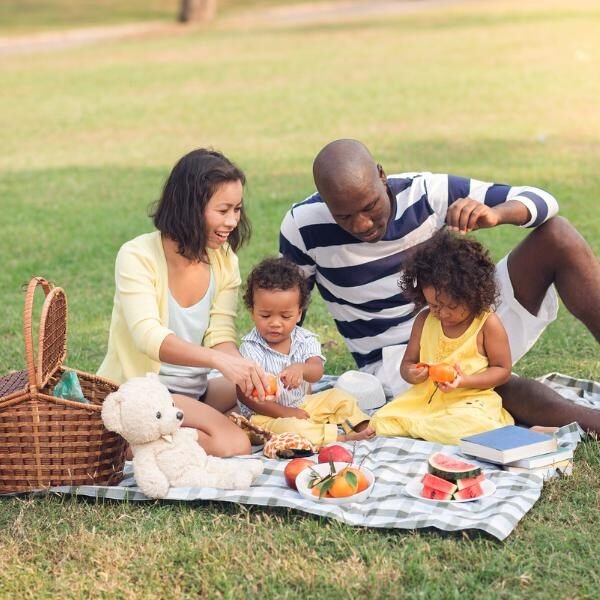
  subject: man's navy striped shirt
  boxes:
[279,172,558,369]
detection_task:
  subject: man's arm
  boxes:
[425,174,559,234]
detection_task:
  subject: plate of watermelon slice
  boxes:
[406,452,496,502]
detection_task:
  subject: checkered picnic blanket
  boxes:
[46,373,596,541]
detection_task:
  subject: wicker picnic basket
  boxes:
[0,277,127,493]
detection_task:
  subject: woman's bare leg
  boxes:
[204,376,238,414]
[172,393,251,457]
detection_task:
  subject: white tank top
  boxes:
[159,268,215,397]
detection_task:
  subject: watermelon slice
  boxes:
[455,473,485,490]
[453,482,484,500]
[421,485,453,501]
[421,473,457,495]
[428,452,481,481]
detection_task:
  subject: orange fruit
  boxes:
[250,373,278,398]
[429,363,456,383]
[328,471,359,498]
[311,483,331,498]
[345,467,370,493]
[417,362,456,383]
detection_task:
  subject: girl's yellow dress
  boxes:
[370,311,514,445]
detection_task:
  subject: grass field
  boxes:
[1,0,599,597]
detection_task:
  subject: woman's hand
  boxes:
[213,353,270,398]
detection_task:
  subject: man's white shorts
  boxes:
[362,254,559,397]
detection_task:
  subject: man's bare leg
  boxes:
[498,375,600,434]
[500,217,600,432]
[507,216,600,341]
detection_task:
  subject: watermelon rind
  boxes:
[428,452,481,481]
[456,473,485,490]
[421,485,453,501]
[421,473,458,495]
[453,482,484,500]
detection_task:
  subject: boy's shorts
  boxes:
[365,254,559,397]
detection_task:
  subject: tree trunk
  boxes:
[179,0,218,23]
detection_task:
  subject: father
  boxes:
[280,139,600,433]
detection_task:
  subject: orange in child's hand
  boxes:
[250,374,278,398]
[417,362,456,383]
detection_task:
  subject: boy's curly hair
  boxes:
[244,257,311,311]
[399,230,499,315]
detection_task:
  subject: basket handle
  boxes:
[23,277,53,390]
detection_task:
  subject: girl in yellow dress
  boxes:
[370,231,514,445]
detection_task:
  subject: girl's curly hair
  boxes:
[244,257,311,311]
[399,230,499,315]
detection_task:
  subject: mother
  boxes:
[98,148,269,456]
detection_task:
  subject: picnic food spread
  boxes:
[318,444,353,464]
[284,458,315,490]
[421,452,487,501]
[310,465,369,498]
[299,461,373,500]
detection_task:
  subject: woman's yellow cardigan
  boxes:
[97,231,240,384]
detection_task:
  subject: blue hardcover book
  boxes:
[459,426,557,464]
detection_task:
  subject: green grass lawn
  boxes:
[1,0,599,597]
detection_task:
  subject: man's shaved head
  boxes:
[313,139,379,200]
[311,139,392,243]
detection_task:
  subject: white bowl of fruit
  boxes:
[284,444,375,505]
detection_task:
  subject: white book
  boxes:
[505,446,573,469]
[504,460,573,481]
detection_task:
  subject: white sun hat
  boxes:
[334,370,386,412]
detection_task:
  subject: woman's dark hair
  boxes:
[244,257,311,311]
[399,229,499,315]
[150,148,251,260]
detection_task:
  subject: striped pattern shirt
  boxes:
[279,172,558,369]
[237,326,325,418]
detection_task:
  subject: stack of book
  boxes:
[459,426,573,481]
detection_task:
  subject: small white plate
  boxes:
[405,477,496,503]
[295,461,375,505]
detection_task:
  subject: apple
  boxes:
[284,458,315,490]
[318,444,353,464]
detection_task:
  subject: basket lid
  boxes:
[36,286,68,389]
[23,278,68,390]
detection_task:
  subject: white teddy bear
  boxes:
[101,373,264,499]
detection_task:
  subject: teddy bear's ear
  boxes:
[101,391,124,434]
